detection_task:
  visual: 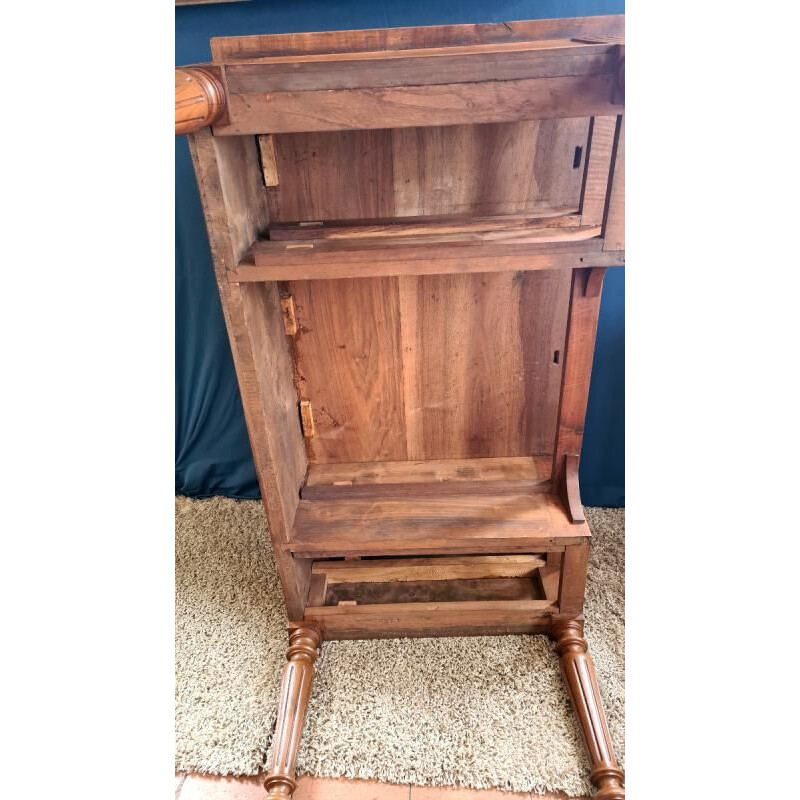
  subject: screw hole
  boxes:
[553,350,560,365]
[572,146,583,169]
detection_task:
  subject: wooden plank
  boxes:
[289,493,590,557]
[304,598,557,639]
[580,116,617,226]
[257,134,279,187]
[398,275,423,459]
[261,224,600,251]
[391,120,589,218]
[552,268,606,488]
[238,237,608,282]
[314,554,547,584]
[395,271,571,460]
[558,540,590,615]
[187,130,309,618]
[269,211,582,241]
[211,15,624,61]
[302,456,552,500]
[232,246,624,282]
[287,277,407,463]
[213,73,622,135]
[222,39,612,67]
[224,47,616,92]
[603,115,625,250]
[265,119,589,226]
[267,130,395,222]
[326,577,542,605]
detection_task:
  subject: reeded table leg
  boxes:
[552,619,625,800]
[264,625,321,799]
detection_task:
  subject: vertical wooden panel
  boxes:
[240,282,309,528]
[519,270,572,455]
[391,119,589,217]
[400,271,569,459]
[558,540,589,615]
[579,116,617,226]
[603,114,624,250]
[289,277,407,463]
[398,275,424,460]
[530,117,592,210]
[187,129,309,617]
[552,268,606,486]
[268,130,395,221]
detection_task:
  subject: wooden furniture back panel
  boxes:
[266,120,590,221]
[289,277,407,463]
[271,120,582,464]
[288,269,569,463]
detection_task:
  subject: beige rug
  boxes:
[175,498,624,796]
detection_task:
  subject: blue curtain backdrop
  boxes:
[176,0,625,507]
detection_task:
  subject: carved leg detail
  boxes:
[263,625,321,799]
[552,619,624,800]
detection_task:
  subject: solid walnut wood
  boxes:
[175,67,226,134]
[552,267,607,492]
[210,16,624,61]
[314,554,546,584]
[233,242,623,282]
[180,16,624,793]
[603,115,625,251]
[245,231,605,282]
[306,599,556,640]
[301,456,552,500]
[288,492,590,558]
[264,626,321,799]
[268,210,582,240]
[552,620,625,799]
[208,17,623,135]
[561,454,586,523]
[187,130,310,618]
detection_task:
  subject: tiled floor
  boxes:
[175,773,585,800]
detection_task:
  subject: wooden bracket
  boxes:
[560,454,585,524]
[583,266,607,298]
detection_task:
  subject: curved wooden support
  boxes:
[175,67,226,135]
[561,453,585,524]
[552,619,624,800]
[264,625,321,799]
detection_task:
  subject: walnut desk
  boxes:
[176,14,625,799]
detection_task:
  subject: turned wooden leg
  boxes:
[552,619,624,800]
[263,625,321,799]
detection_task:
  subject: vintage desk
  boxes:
[176,14,625,799]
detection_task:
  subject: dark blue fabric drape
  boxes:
[175,0,625,505]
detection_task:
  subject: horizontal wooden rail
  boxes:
[287,492,589,558]
[268,210,582,241]
[234,235,623,282]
